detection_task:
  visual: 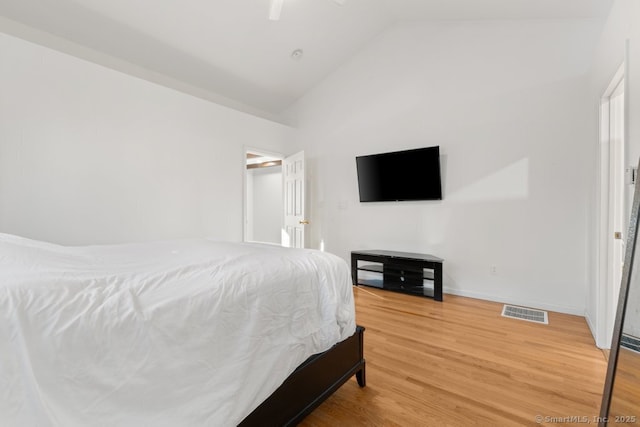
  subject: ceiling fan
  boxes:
[269,0,346,21]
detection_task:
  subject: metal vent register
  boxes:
[501,305,548,324]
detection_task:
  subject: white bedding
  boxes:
[0,233,356,426]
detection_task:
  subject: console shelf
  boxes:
[351,250,443,301]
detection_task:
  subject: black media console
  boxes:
[351,250,443,301]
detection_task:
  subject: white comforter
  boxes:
[0,234,356,426]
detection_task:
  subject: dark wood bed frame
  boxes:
[239,325,366,426]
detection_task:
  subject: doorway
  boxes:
[243,149,283,245]
[597,63,627,349]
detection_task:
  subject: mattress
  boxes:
[0,233,356,426]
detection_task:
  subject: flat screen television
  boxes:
[356,146,442,202]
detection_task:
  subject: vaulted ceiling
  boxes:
[0,0,611,121]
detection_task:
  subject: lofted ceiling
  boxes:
[0,0,611,121]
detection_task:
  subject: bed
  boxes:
[0,233,365,426]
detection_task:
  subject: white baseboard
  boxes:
[443,287,584,317]
[584,312,606,349]
[585,311,611,349]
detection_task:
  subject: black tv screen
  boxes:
[356,146,442,202]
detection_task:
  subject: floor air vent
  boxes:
[621,334,640,353]
[501,305,548,324]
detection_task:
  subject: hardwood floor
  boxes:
[301,287,608,426]
[609,347,640,420]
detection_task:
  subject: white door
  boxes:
[597,63,629,349]
[608,79,625,340]
[282,151,307,248]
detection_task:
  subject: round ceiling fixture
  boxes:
[291,49,304,60]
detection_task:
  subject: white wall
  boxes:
[245,167,255,241]
[586,0,640,346]
[285,19,603,315]
[0,32,293,245]
[248,166,283,244]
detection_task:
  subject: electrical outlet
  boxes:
[490,266,497,275]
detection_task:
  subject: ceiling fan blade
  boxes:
[269,0,344,21]
[269,0,284,21]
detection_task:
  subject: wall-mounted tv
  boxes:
[356,146,442,202]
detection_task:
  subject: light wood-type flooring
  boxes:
[609,346,640,421]
[300,287,608,426]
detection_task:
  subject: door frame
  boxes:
[595,60,627,349]
[242,146,284,244]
